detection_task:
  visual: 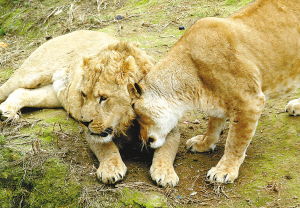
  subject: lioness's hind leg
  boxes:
[150,128,180,187]
[186,117,225,152]
[0,85,61,121]
[285,98,300,116]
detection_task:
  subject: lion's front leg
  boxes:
[150,127,180,187]
[86,138,127,184]
[0,85,61,121]
[186,117,226,152]
[285,98,300,116]
[207,96,265,184]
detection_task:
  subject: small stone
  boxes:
[179,26,185,30]
[115,15,124,20]
[192,119,200,124]
[45,36,52,40]
[190,191,197,196]
[284,175,292,180]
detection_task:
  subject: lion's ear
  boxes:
[127,83,143,99]
[123,56,139,74]
[82,57,90,68]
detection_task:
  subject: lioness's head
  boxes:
[79,42,154,143]
[128,80,182,149]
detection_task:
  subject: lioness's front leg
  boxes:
[285,98,300,116]
[207,95,265,184]
[0,85,61,120]
[150,127,180,187]
[186,117,226,152]
[86,138,127,184]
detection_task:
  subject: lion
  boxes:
[0,30,180,187]
[129,0,300,184]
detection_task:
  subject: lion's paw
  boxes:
[97,159,127,184]
[186,135,216,153]
[285,98,300,116]
[150,162,179,187]
[206,166,238,184]
[0,105,19,121]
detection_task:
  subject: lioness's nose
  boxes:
[147,137,155,145]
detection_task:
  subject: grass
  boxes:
[1,0,300,207]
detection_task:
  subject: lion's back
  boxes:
[18,30,117,76]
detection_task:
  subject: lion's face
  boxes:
[80,81,135,143]
[78,42,153,143]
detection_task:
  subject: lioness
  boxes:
[0,30,180,186]
[129,0,300,184]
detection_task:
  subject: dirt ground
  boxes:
[1,0,300,207]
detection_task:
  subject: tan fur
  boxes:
[130,0,300,184]
[0,30,181,187]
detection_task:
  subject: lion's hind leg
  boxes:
[186,117,225,153]
[0,85,61,121]
[0,70,52,102]
[285,98,300,116]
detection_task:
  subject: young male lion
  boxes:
[129,0,300,184]
[0,30,180,187]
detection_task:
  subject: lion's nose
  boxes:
[81,120,92,127]
[99,127,113,137]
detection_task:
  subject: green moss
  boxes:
[0,149,81,208]
[21,109,80,143]
[0,146,26,207]
[28,158,81,208]
[0,27,5,36]
[120,188,168,208]
[0,135,5,145]
[225,0,253,6]
[0,189,13,208]
[0,68,14,83]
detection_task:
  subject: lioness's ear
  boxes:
[127,83,143,99]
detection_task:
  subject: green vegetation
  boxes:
[1,0,299,207]
[120,188,168,208]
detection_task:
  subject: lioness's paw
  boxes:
[97,159,127,184]
[285,99,300,116]
[150,162,179,187]
[206,166,238,184]
[186,135,216,153]
[0,106,19,121]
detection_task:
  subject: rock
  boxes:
[120,188,168,208]
[115,15,124,20]
[179,26,185,30]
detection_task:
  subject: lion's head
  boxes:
[79,41,154,143]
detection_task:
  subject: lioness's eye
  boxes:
[99,96,107,103]
[81,91,87,98]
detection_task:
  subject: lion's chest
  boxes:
[52,70,70,96]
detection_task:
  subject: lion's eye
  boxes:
[81,91,87,98]
[99,96,107,103]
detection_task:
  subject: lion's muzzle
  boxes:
[90,127,113,137]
